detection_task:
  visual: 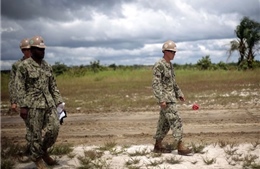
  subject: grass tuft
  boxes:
[190,160,198,165]
[165,156,183,165]
[191,142,206,154]
[224,147,238,156]
[202,156,216,165]
[125,157,140,166]
[84,150,103,160]
[218,140,229,148]
[242,154,259,168]
[146,159,164,167]
[150,152,162,158]
[49,143,74,155]
[98,140,117,151]
[251,140,260,149]
[128,147,150,157]
[77,149,110,169]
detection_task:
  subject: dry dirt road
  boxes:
[1,107,260,146]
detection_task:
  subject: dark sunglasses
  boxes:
[31,47,45,51]
[22,48,30,51]
[166,50,176,54]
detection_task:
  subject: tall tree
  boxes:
[227,17,260,69]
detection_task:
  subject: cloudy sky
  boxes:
[1,0,260,70]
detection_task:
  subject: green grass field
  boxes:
[1,68,260,114]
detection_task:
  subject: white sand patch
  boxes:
[15,143,260,169]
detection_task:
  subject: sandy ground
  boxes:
[11,143,260,169]
[1,106,260,168]
[2,107,260,145]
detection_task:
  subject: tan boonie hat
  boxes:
[29,36,46,48]
[162,40,177,52]
[20,38,30,49]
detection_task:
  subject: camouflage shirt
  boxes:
[15,57,63,108]
[152,58,184,103]
[8,56,26,104]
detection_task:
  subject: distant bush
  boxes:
[216,61,228,70]
[52,62,68,76]
[196,55,212,70]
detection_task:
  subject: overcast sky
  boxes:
[1,0,260,70]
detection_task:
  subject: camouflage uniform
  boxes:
[152,58,184,142]
[15,57,63,161]
[9,56,32,154]
[8,56,26,105]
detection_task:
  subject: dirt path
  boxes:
[1,108,260,146]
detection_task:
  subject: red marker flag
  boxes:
[192,103,199,110]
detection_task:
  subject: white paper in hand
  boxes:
[58,110,67,125]
[59,110,66,120]
[57,102,67,125]
[57,102,65,113]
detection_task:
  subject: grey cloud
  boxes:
[1,0,134,21]
[2,0,74,21]
[188,0,260,21]
[1,0,259,70]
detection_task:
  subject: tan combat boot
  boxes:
[42,153,58,166]
[153,139,171,153]
[177,141,192,155]
[34,158,48,169]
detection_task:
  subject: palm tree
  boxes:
[227,17,260,69]
[245,22,260,68]
[227,39,246,66]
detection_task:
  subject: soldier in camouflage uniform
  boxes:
[15,36,64,169]
[8,38,31,160]
[152,40,191,155]
[9,38,31,112]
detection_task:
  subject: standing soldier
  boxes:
[15,35,65,169]
[8,38,31,160]
[152,40,192,155]
[9,38,31,112]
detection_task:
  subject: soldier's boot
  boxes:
[177,141,192,155]
[42,153,58,166]
[153,139,171,153]
[17,145,31,163]
[34,158,48,169]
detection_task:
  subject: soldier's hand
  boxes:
[11,103,18,112]
[160,102,167,109]
[20,107,29,120]
[179,96,185,102]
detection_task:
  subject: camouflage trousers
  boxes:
[25,107,60,161]
[154,103,183,142]
[22,117,31,155]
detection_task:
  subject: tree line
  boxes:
[50,57,260,77]
[51,16,260,76]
